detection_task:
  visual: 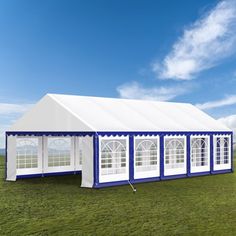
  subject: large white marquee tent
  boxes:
[6,94,233,188]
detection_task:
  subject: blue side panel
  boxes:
[94,180,130,188]
[161,174,187,180]
[7,130,233,188]
[160,135,164,179]
[211,169,232,174]
[17,174,43,179]
[186,135,191,176]
[95,177,162,188]
[210,135,214,173]
[133,176,160,184]
[16,170,81,179]
[188,171,210,177]
[129,135,134,182]
[93,134,99,188]
[231,133,234,172]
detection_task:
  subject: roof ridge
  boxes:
[46,93,191,105]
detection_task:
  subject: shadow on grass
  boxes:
[17,174,83,186]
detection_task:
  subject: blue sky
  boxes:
[1,0,236,147]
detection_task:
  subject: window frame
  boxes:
[16,136,42,175]
[44,136,75,173]
[190,135,210,173]
[213,135,231,171]
[99,136,129,183]
[134,136,160,179]
[164,135,187,176]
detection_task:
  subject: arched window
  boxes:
[165,138,185,170]
[135,139,158,173]
[216,137,230,165]
[48,138,71,167]
[100,139,127,176]
[16,138,38,169]
[191,137,209,167]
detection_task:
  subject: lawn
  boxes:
[0,156,235,236]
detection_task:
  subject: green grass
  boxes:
[0,156,235,236]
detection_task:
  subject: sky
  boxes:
[1,0,236,147]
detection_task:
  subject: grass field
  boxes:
[0,156,235,236]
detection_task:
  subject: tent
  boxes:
[6,94,233,188]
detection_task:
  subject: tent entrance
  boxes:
[6,135,89,183]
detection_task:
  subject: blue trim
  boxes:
[16,170,81,179]
[6,131,95,137]
[188,171,210,177]
[132,176,160,184]
[93,134,99,187]
[160,135,164,179]
[210,135,214,174]
[186,135,191,176]
[5,133,7,180]
[211,169,232,175]
[129,135,134,182]
[97,131,232,137]
[17,174,43,179]
[95,177,167,188]
[7,131,232,136]
[94,168,233,188]
[96,177,162,188]
[161,174,187,180]
[231,133,234,172]
[94,180,130,188]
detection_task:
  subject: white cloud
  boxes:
[218,114,236,130]
[0,103,33,115]
[117,81,190,101]
[0,103,33,148]
[154,0,236,80]
[218,114,236,142]
[196,95,236,110]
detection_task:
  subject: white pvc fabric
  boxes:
[6,133,232,187]
[9,94,231,132]
[6,135,91,186]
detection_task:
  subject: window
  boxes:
[16,138,38,169]
[100,139,127,176]
[191,137,209,167]
[165,138,185,169]
[215,137,230,165]
[164,137,186,175]
[48,138,71,167]
[135,139,158,173]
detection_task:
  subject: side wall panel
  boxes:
[81,136,94,188]
[6,135,16,181]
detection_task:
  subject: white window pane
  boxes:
[16,138,38,169]
[135,139,158,173]
[48,137,71,167]
[165,138,185,169]
[191,138,209,167]
[215,137,230,165]
[100,139,127,176]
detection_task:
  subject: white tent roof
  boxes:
[9,93,231,132]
